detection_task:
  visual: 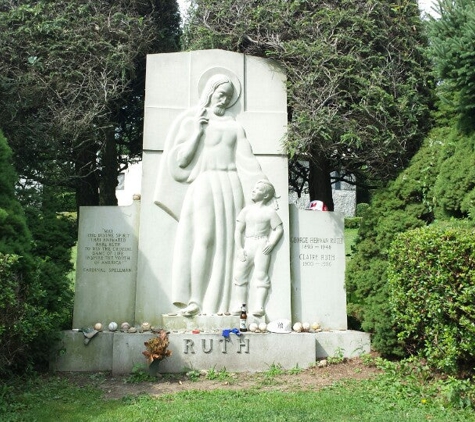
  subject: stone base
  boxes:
[315,330,371,358]
[50,330,370,375]
[162,314,265,331]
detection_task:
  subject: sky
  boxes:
[418,0,438,17]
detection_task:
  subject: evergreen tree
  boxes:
[429,0,475,130]
[183,0,433,207]
[0,130,73,375]
[337,0,475,357]
[347,130,444,355]
[0,131,32,258]
[0,0,181,207]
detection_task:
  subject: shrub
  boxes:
[388,224,475,374]
[0,253,61,374]
[344,217,362,229]
[346,132,444,355]
[0,130,73,375]
[355,202,369,217]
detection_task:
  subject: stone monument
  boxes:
[51,50,370,375]
[135,49,291,327]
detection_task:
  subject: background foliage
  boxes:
[348,0,475,362]
[429,0,475,130]
[0,0,181,207]
[183,0,433,208]
[0,130,73,375]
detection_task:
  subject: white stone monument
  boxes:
[135,50,291,326]
[52,50,370,375]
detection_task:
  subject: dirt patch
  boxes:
[59,356,382,400]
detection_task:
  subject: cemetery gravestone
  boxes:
[73,202,140,328]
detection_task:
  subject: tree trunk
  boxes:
[99,128,118,206]
[308,156,334,211]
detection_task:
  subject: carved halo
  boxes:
[198,67,242,109]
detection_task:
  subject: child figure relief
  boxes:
[233,180,284,317]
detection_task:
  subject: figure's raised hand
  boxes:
[194,108,209,134]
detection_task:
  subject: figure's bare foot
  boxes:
[252,308,265,317]
[180,303,200,317]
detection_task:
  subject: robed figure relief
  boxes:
[154,69,267,316]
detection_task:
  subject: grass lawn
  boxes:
[3,369,475,422]
[345,227,359,258]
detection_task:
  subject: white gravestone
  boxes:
[135,50,291,325]
[290,206,348,330]
[73,202,140,328]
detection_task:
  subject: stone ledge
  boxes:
[50,330,370,374]
[50,331,114,372]
[162,314,265,331]
[316,330,371,358]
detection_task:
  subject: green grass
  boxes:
[2,373,475,422]
[345,227,359,258]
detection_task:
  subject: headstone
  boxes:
[73,202,140,328]
[289,206,347,330]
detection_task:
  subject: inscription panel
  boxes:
[82,230,134,273]
[290,207,347,329]
[111,332,316,374]
[291,236,343,268]
[73,204,140,328]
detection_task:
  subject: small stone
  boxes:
[258,322,267,332]
[311,322,320,331]
[94,323,103,332]
[293,322,303,332]
[121,322,130,331]
[128,327,137,333]
[317,359,328,368]
[108,322,118,332]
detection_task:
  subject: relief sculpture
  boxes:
[154,69,281,316]
[232,180,283,317]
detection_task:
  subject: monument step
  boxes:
[50,330,370,375]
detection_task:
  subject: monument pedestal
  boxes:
[51,330,370,375]
[162,314,265,331]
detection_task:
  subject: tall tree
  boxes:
[429,0,475,131]
[0,0,181,207]
[183,0,433,207]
